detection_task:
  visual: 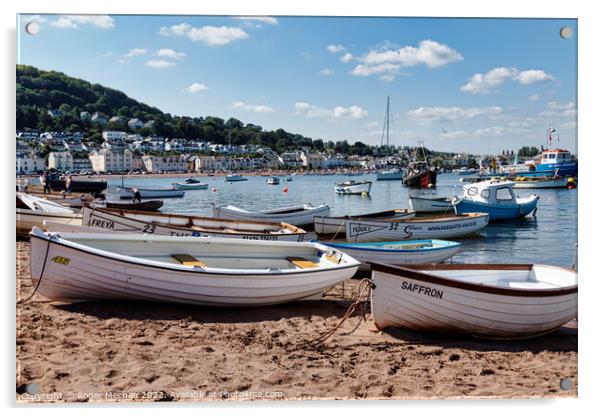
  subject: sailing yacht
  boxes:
[376,96,404,181]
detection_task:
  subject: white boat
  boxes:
[105,187,185,199]
[345,213,489,243]
[75,207,307,241]
[322,240,462,265]
[225,174,248,182]
[172,178,209,190]
[212,203,331,227]
[334,180,372,195]
[511,176,571,189]
[408,196,454,213]
[16,192,81,238]
[314,209,416,236]
[369,262,577,339]
[376,168,404,181]
[29,227,360,307]
[452,180,539,221]
[266,177,280,185]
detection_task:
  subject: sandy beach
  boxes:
[15,240,577,402]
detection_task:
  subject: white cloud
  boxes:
[186,83,209,93]
[145,60,175,68]
[49,15,114,29]
[23,15,47,24]
[439,130,471,140]
[233,16,279,25]
[407,106,504,123]
[364,121,379,128]
[232,101,275,113]
[529,94,540,102]
[461,67,554,94]
[326,44,346,53]
[351,63,400,77]
[539,101,577,118]
[359,40,463,68]
[340,53,354,63]
[123,48,147,58]
[157,48,186,60]
[319,68,335,76]
[160,23,249,46]
[294,102,367,120]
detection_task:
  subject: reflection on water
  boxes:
[108,173,578,268]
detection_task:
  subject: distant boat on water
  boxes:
[266,176,280,185]
[225,174,248,182]
[403,141,437,188]
[334,180,372,195]
[173,178,209,190]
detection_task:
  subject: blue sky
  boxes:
[17,14,577,154]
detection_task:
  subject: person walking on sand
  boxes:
[66,175,73,194]
[40,171,51,194]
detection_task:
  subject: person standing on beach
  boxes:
[132,187,141,203]
[66,175,73,194]
[40,172,51,194]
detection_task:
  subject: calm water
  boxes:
[108,173,578,268]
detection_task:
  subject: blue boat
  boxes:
[321,239,462,265]
[452,180,539,221]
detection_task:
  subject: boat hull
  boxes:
[376,171,403,181]
[370,263,577,339]
[403,170,437,188]
[29,230,359,307]
[408,196,454,213]
[173,183,209,190]
[106,187,185,199]
[334,182,372,195]
[345,213,489,243]
[100,200,164,212]
[314,209,416,236]
[16,209,82,238]
[323,240,461,265]
[49,179,107,194]
[512,177,570,189]
[453,197,538,221]
[212,203,330,227]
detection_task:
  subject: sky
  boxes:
[17,14,577,154]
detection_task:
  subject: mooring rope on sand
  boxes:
[294,278,375,349]
[18,237,52,305]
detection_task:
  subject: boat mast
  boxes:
[380,96,390,149]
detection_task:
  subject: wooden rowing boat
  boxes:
[408,196,454,213]
[29,227,360,306]
[211,203,330,227]
[345,213,489,243]
[369,263,577,339]
[16,193,82,238]
[313,209,416,236]
[77,207,307,241]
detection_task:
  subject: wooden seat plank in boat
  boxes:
[288,257,319,269]
[172,254,207,268]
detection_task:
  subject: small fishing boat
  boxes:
[369,262,577,339]
[225,174,248,182]
[78,207,307,241]
[29,228,360,307]
[452,180,539,221]
[104,187,185,199]
[212,203,330,227]
[334,180,372,195]
[285,176,293,182]
[314,209,416,236]
[266,177,280,185]
[511,176,572,189]
[376,167,404,181]
[403,163,438,188]
[91,199,164,212]
[24,191,93,208]
[16,192,81,238]
[322,240,462,265]
[408,196,454,213]
[172,178,209,190]
[345,213,489,243]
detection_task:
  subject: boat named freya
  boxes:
[212,203,330,227]
[345,213,489,243]
[452,180,538,221]
[369,262,577,339]
[29,228,360,307]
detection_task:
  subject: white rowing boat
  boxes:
[322,240,462,265]
[511,176,571,189]
[369,263,577,339]
[334,180,372,195]
[212,203,330,227]
[29,228,360,306]
[105,187,185,199]
[313,209,416,236]
[345,213,489,243]
[172,178,209,190]
[16,193,82,238]
[408,196,454,213]
[74,207,307,241]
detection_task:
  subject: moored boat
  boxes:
[369,262,577,339]
[511,176,572,189]
[376,167,404,181]
[105,187,185,200]
[172,178,209,190]
[452,180,538,221]
[322,240,462,265]
[345,213,489,243]
[314,209,416,236]
[29,228,360,307]
[334,180,372,195]
[408,196,454,213]
[78,207,307,241]
[16,192,81,238]
[47,173,107,194]
[92,199,164,212]
[266,177,280,185]
[403,164,437,188]
[225,174,248,182]
[212,202,330,227]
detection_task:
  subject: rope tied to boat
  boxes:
[295,278,375,349]
[18,234,53,305]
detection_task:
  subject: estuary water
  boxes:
[107,173,578,268]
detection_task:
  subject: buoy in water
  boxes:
[567,177,576,189]
[361,191,369,197]
[427,183,434,188]
[283,187,289,193]
[211,187,217,192]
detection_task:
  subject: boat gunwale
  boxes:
[368,262,577,297]
[352,213,488,223]
[314,208,414,222]
[324,240,462,253]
